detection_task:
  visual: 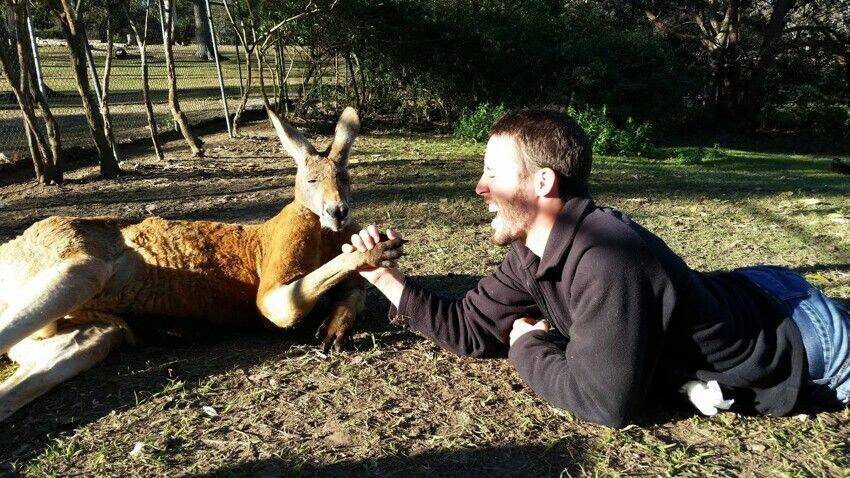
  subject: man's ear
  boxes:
[533,168,559,197]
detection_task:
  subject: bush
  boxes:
[760,105,850,136]
[567,106,653,156]
[453,103,507,142]
[316,1,687,124]
[666,144,726,164]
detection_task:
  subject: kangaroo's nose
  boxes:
[327,204,349,222]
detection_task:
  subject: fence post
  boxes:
[205,0,232,138]
[82,35,103,106]
[25,4,46,97]
[80,29,121,162]
[156,0,178,132]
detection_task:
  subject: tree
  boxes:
[45,0,121,177]
[221,0,326,132]
[0,0,62,184]
[638,0,848,132]
[641,0,748,128]
[125,0,164,160]
[192,0,214,60]
[98,0,119,163]
[158,0,205,157]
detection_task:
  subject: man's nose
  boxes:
[475,176,489,196]
[326,203,349,222]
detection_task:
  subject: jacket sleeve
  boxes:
[392,247,540,358]
[508,245,664,428]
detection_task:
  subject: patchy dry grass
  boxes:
[0,122,848,477]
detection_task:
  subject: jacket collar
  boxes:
[514,195,596,279]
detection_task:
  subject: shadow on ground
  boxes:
[0,273,481,466]
[185,440,593,478]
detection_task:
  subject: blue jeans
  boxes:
[737,265,850,405]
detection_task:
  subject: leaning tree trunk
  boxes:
[0,35,51,182]
[99,11,118,161]
[159,0,204,157]
[126,4,163,160]
[192,0,215,60]
[220,0,253,134]
[48,0,121,178]
[0,0,61,184]
[18,4,62,181]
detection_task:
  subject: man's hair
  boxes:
[490,109,592,197]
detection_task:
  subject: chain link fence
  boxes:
[0,3,350,164]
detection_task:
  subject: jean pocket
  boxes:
[744,268,812,302]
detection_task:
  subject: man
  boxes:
[342,109,850,428]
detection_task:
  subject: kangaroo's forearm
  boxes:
[259,252,361,328]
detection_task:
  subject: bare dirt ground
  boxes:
[0,120,848,477]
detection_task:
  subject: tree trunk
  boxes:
[192,0,214,60]
[346,53,361,109]
[99,12,118,162]
[126,5,164,160]
[159,0,205,157]
[713,50,741,129]
[741,0,795,132]
[48,0,121,178]
[0,29,48,182]
[232,47,252,134]
[707,2,742,132]
[0,0,61,184]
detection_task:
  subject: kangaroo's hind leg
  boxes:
[0,317,125,422]
[0,256,114,356]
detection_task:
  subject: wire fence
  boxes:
[0,3,353,164]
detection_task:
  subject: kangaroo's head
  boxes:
[270,107,360,232]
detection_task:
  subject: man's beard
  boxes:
[491,188,535,246]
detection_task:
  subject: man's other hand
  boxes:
[509,317,550,346]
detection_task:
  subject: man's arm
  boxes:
[508,245,664,428]
[345,226,539,358]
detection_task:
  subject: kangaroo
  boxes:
[0,107,404,422]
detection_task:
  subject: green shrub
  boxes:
[453,103,507,142]
[666,144,726,164]
[567,106,653,156]
[760,105,850,136]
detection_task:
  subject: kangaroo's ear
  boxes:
[328,107,360,164]
[268,108,316,166]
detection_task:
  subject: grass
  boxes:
[0,124,848,477]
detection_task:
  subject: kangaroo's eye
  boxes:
[307,179,318,184]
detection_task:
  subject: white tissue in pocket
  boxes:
[680,380,735,416]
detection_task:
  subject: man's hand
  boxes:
[509,317,550,347]
[342,225,404,284]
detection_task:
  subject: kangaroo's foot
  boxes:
[0,319,125,423]
[317,287,365,353]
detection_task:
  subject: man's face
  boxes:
[476,135,537,246]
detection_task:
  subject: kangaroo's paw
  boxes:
[316,311,355,354]
[359,234,406,269]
